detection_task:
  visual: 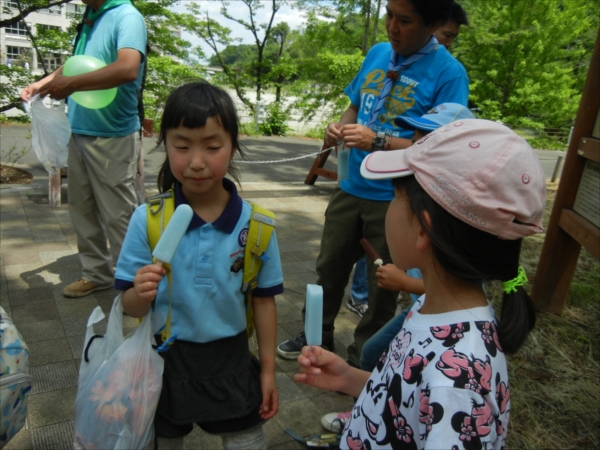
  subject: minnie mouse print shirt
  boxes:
[341,296,509,450]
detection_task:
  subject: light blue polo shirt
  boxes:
[115,179,284,343]
[343,42,469,201]
[68,3,146,137]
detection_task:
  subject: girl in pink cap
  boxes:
[295,119,546,449]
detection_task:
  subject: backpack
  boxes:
[146,190,276,343]
[0,307,33,446]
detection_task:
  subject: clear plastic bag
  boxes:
[28,94,71,174]
[73,295,164,450]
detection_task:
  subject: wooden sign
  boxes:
[531,29,600,314]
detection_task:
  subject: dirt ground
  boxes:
[0,164,33,184]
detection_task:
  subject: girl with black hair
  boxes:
[115,82,283,449]
[295,119,545,449]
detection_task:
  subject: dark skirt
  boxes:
[155,330,263,428]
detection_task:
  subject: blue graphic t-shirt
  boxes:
[342,42,469,201]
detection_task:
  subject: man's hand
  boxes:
[324,122,342,148]
[21,82,41,102]
[340,124,377,151]
[38,73,75,100]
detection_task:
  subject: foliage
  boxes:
[0,0,71,29]
[259,102,290,136]
[527,135,568,151]
[302,123,327,139]
[288,50,363,121]
[143,55,207,124]
[0,65,35,113]
[455,0,596,130]
[239,121,261,136]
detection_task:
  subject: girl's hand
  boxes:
[259,371,278,419]
[294,346,352,393]
[376,264,425,295]
[376,264,410,290]
[133,264,165,303]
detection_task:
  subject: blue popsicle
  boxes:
[304,284,323,346]
[152,204,194,265]
[337,145,349,181]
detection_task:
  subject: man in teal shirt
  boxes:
[22,0,147,298]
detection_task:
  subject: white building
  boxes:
[1,0,85,74]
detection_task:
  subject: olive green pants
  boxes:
[308,187,399,366]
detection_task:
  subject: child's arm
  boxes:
[376,264,425,295]
[294,346,371,398]
[122,264,165,317]
[252,295,278,419]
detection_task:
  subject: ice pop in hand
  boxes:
[305,284,323,346]
[360,238,383,267]
[152,204,194,265]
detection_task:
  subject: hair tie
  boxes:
[502,266,528,294]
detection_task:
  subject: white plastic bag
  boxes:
[28,94,71,174]
[73,295,164,450]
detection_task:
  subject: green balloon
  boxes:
[63,55,117,109]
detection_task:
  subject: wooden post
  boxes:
[304,142,338,185]
[48,170,61,207]
[143,118,153,138]
[134,145,145,205]
[531,28,600,314]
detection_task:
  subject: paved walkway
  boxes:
[1,167,359,449]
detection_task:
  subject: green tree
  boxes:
[143,55,207,123]
[183,0,291,112]
[455,0,596,131]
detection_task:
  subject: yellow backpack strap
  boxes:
[147,190,175,252]
[145,190,176,349]
[243,203,276,339]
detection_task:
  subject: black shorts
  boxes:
[154,331,264,438]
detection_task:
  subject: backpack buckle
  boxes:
[147,191,173,216]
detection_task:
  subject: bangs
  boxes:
[161,84,237,134]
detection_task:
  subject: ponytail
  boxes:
[498,272,536,354]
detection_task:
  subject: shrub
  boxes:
[259,103,290,136]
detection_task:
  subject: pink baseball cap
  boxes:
[360,119,546,240]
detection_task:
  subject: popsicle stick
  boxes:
[360,238,383,267]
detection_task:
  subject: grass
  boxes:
[486,183,600,449]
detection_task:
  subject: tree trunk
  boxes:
[362,0,372,56]
[256,48,263,101]
[371,0,382,48]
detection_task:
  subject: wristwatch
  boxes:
[372,131,387,151]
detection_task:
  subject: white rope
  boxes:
[234,145,336,164]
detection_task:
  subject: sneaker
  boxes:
[277,331,334,359]
[63,279,111,298]
[346,296,368,318]
[277,331,308,359]
[321,411,351,433]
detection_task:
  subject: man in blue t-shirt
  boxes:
[277,0,469,366]
[22,0,146,298]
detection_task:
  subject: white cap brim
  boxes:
[360,149,414,180]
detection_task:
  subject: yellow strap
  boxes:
[145,190,175,344]
[243,203,276,339]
